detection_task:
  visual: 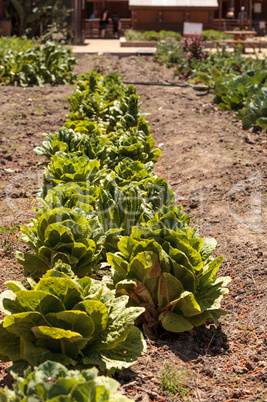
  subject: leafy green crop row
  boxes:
[0,37,77,86]
[124,29,229,43]
[0,70,230,398]
[154,39,267,131]
[0,360,132,401]
[124,29,182,42]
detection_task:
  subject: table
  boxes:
[224,30,256,41]
[224,30,256,52]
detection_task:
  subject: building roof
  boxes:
[129,0,218,7]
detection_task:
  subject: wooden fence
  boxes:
[212,19,252,31]
[83,18,132,39]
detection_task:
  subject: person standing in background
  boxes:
[238,6,247,28]
[100,9,109,38]
[112,11,121,39]
[226,7,235,19]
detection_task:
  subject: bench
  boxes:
[215,39,262,53]
[228,39,262,53]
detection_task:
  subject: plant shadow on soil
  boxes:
[114,324,230,401]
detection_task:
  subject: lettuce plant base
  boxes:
[0,54,266,401]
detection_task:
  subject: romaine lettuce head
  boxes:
[0,361,133,401]
[107,235,231,333]
[16,207,103,278]
[41,153,106,198]
[0,263,146,373]
[43,182,100,213]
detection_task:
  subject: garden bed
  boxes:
[120,37,158,47]
[120,37,219,49]
[0,53,266,401]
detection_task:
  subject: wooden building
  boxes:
[81,0,266,37]
[0,0,266,40]
[214,0,267,33]
[81,0,131,39]
[0,0,11,36]
[128,0,219,32]
[89,0,131,18]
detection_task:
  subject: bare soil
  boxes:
[0,53,266,401]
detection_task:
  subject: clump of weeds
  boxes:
[160,361,191,400]
[0,223,20,256]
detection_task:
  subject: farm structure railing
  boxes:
[82,18,132,39]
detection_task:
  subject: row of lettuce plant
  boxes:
[0,360,132,401]
[154,39,267,132]
[0,70,230,399]
[196,64,267,131]
[0,37,77,86]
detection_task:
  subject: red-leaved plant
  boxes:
[181,37,209,77]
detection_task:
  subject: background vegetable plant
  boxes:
[213,70,267,111]
[154,39,267,130]
[234,85,267,130]
[124,29,182,42]
[0,37,76,86]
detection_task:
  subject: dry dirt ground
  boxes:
[0,53,266,401]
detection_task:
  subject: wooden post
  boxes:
[249,0,252,29]
[219,0,222,20]
[74,0,83,44]
[0,0,4,18]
